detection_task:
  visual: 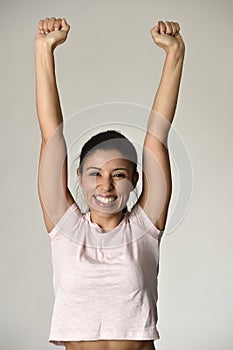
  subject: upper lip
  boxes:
[94,194,117,198]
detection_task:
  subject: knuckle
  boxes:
[54,20,61,28]
[48,19,55,30]
[171,23,176,31]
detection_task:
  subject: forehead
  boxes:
[83,149,131,169]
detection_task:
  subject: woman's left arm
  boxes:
[138,21,185,231]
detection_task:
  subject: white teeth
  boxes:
[95,195,116,203]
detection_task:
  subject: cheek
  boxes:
[81,178,95,195]
[116,179,133,194]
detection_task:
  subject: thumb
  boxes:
[61,18,70,32]
[150,22,160,38]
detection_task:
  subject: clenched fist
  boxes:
[150,20,185,54]
[35,17,70,50]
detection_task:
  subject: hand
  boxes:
[35,17,70,50]
[150,21,185,54]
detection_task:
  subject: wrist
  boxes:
[165,45,185,66]
[165,42,185,58]
[34,41,55,55]
[162,45,185,72]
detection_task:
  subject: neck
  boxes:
[89,209,126,232]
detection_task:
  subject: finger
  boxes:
[175,22,180,31]
[54,18,62,31]
[174,22,181,37]
[150,22,160,34]
[43,17,50,34]
[174,22,181,35]
[170,22,178,36]
[38,20,44,34]
[48,17,56,32]
[154,22,160,32]
[164,21,173,35]
[159,21,166,34]
[176,22,181,34]
[61,18,70,32]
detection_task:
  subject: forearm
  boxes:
[147,47,185,143]
[152,47,185,121]
[35,44,63,141]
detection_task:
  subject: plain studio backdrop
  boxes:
[1,0,232,349]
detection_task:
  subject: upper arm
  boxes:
[38,136,77,234]
[137,131,172,231]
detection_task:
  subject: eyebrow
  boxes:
[86,167,128,172]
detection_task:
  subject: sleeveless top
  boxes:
[47,202,164,346]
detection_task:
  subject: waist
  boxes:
[65,340,156,350]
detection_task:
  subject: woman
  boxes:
[35,17,185,350]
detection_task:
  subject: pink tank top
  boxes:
[47,202,164,346]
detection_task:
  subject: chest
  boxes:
[52,234,159,296]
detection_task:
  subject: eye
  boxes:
[89,172,101,176]
[113,173,126,178]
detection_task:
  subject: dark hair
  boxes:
[72,130,139,213]
[78,130,138,175]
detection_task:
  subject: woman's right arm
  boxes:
[35,17,75,234]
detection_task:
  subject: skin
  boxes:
[35,17,185,350]
[77,149,139,231]
[64,340,156,350]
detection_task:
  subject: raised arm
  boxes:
[35,17,75,234]
[138,20,185,231]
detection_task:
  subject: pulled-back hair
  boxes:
[78,130,138,175]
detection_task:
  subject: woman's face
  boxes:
[78,149,138,215]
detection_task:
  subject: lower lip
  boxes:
[94,196,117,208]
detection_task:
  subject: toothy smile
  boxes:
[94,195,117,204]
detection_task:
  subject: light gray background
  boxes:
[1,0,233,349]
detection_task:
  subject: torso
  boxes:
[51,204,160,350]
[65,340,155,350]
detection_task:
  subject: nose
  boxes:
[98,175,114,192]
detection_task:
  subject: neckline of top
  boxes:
[84,210,130,236]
